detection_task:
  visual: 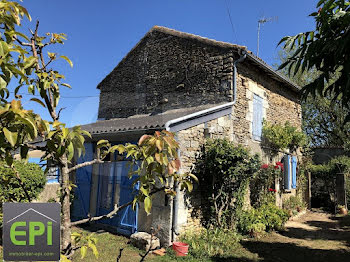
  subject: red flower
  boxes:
[274,162,284,171]
[261,164,269,169]
[269,188,277,192]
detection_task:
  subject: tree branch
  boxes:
[68,158,104,173]
[71,187,166,226]
[71,200,133,226]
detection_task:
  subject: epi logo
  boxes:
[10,221,53,246]
[3,203,60,261]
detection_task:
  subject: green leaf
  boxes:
[60,55,73,67]
[0,76,7,90]
[61,83,71,88]
[81,130,92,139]
[23,57,37,69]
[0,41,9,57]
[144,196,152,214]
[62,127,69,139]
[3,127,18,147]
[67,142,74,161]
[97,139,108,145]
[80,246,87,259]
[30,98,46,108]
[140,186,149,197]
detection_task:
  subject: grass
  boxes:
[71,227,259,262]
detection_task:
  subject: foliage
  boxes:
[193,139,260,228]
[262,121,307,152]
[250,163,282,208]
[237,203,290,236]
[0,0,196,255]
[179,228,240,260]
[278,0,350,120]
[276,48,350,149]
[71,231,99,259]
[0,160,46,227]
[122,131,196,214]
[0,160,46,203]
[308,155,350,209]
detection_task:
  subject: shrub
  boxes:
[0,160,46,228]
[0,160,46,203]
[237,203,290,236]
[262,121,307,152]
[193,139,261,228]
[179,228,240,259]
[250,163,282,208]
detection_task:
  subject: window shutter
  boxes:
[283,155,292,190]
[253,94,263,141]
[291,156,297,189]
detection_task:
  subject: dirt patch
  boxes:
[242,211,350,262]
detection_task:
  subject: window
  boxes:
[252,94,263,141]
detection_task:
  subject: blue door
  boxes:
[72,143,94,221]
[96,161,139,235]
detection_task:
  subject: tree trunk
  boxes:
[61,154,72,252]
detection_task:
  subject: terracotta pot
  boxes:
[339,207,348,215]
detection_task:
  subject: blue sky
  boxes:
[17,0,317,127]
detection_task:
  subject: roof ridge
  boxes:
[150,25,247,50]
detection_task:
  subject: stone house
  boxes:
[73,26,302,245]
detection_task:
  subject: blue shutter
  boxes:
[283,155,292,190]
[291,156,297,189]
[253,94,263,141]
[72,143,94,220]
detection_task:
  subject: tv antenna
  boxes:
[257,16,278,57]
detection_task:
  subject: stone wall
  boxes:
[233,63,302,159]
[176,115,233,232]
[98,30,236,119]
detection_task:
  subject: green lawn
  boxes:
[71,227,259,262]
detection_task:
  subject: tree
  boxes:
[278,0,350,119]
[277,48,350,148]
[0,0,195,257]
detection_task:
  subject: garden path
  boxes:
[241,211,350,262]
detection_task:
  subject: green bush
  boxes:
[250,163,282,208]
[237,203,290,236]
[262,121,307,152]
[179,228,240,259]
[193,139,261,228]
[0,160,46,203]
